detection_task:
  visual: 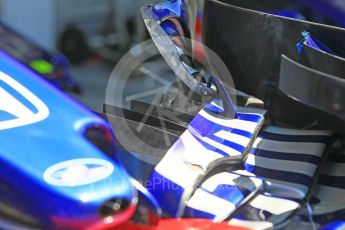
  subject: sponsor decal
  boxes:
[43,158,114,187]
[0,71,49,130]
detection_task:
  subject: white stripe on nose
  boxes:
[0,87,34,119]
[0,71,49,130]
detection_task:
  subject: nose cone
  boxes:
[41,159,136,229]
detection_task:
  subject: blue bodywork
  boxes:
[266,0,345,28]
[320,221,345,230]
[297,31,339,56]
[152,0,190,26]
[297,0,345,28]
[0,50,135,229]
[151,0,194,39]
[140,0,342,228]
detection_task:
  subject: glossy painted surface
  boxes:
[297,31,336,55]
[152,0,190,27]
[142,3,334,227]
[147,107,266,217]
[114,219,251,230]
[320,221,345,230]
[0,50,134,228]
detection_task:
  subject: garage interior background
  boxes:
[0,0,164,112]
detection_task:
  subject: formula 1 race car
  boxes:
[0,22,81,93]
[0,14,239,230]
[0,48,138,229]
[0,45,248,230]
[104,0,345,229]
[2,0,345,229]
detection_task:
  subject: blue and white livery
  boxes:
[147,106,266,217]
[0,50,136,229]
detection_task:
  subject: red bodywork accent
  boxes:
[113,219,252,230]
[194,12,206,62]
[51,204,136,230]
